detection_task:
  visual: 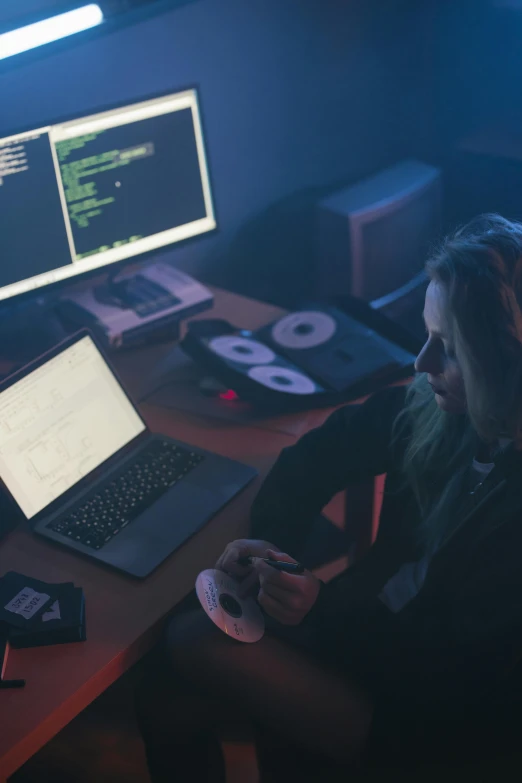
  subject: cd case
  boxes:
[181,302,417,411]
[0,573,86,649]
[0,572,59,630]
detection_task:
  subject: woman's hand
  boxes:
[252,549,321,625]
[215,538,276,585]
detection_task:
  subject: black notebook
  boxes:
[8,582,85,649]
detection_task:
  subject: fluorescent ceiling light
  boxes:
[0,4,104,60]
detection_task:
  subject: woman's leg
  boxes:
[135,640,231,782]
[252,721,356,782]
[136,608,373,782]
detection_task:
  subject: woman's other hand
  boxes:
[215,538,276,587]
[252,549,321,625]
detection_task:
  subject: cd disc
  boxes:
[208,336,276,365]
[247,365,317,395]
[271,311,337,350]
[195,569,265,643]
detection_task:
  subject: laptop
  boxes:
[0,330,258,578]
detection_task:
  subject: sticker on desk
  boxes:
[4,588,51,620]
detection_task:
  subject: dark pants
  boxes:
[135,597,374,782]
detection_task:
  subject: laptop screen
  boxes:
[0,335,146,519]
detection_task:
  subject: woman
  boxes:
[136,214,522,781]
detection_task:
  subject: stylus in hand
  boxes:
[236,556,305,574]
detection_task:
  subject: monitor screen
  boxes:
[0,88,216,302]
[0,334,146,519]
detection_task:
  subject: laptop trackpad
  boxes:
[98,482,223,577]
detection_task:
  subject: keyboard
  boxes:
[120,274,181,317]
[47,440,205,550]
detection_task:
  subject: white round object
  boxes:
[195,569,265,643]
[208,336,275,365]
[247,365,316,395]
[271,311,337,350]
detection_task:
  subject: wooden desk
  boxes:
[0,288,338,781]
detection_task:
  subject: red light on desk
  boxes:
[219,389,239,401]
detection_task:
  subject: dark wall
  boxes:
[0,0,436,308]
[426,0,522,227]
[429,0,522,151]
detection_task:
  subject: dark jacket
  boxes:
[250,385,522,767]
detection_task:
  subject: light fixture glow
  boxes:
[0,4,104,60]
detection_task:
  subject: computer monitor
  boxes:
[316,160,442,344]
[0,87,216,303]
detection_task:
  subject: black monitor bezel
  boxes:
[0,83,219,309]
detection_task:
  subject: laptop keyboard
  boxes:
[46,440,205,551]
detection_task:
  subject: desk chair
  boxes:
[298,402,382,573]
[297,484,377,571]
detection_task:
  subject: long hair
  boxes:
[391,214,522,548]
